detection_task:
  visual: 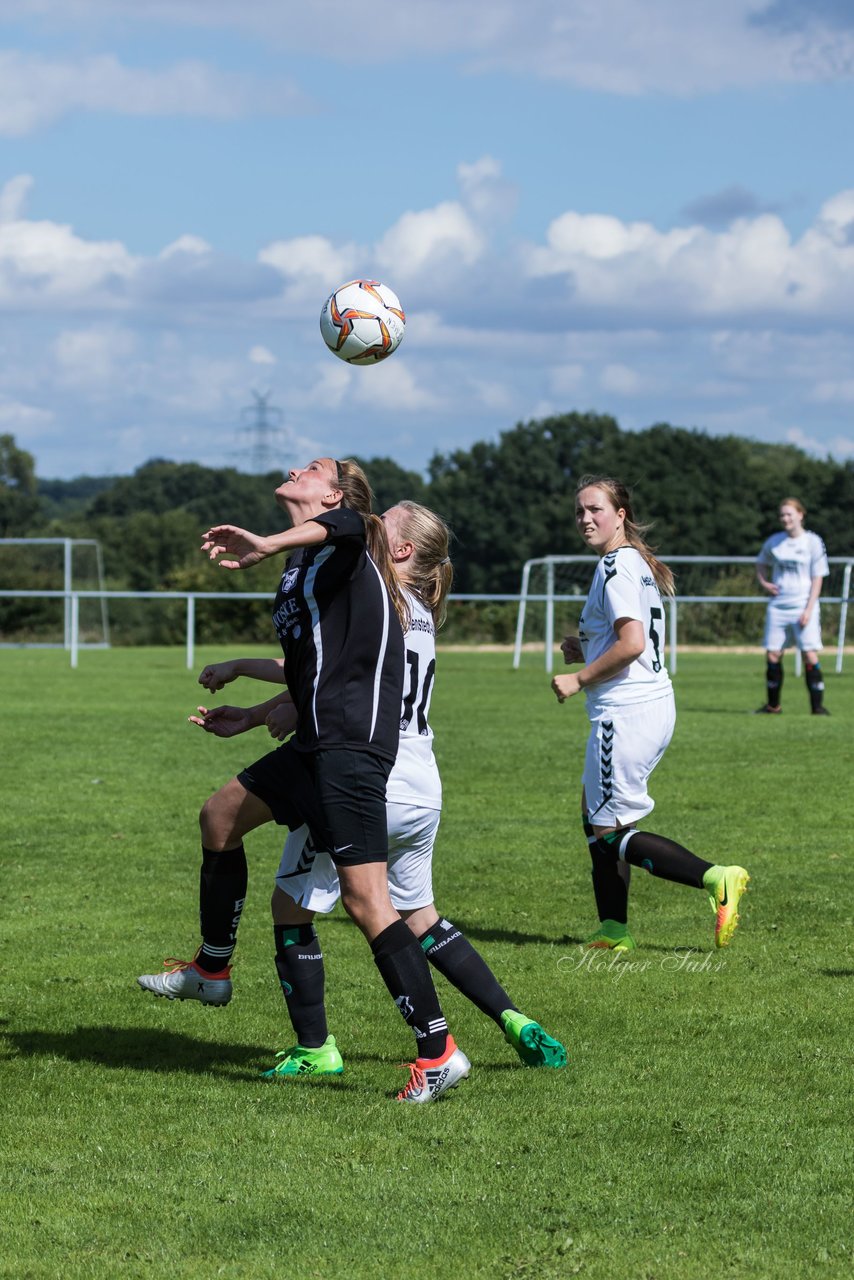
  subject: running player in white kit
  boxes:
[552,476,749,954]
[755,497,830,716]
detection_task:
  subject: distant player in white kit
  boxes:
[552,476,749,953]
[755,497,830,716]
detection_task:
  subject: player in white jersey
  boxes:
[551,476,749,953]
[755,497,830,716]
[190,502,565,1095]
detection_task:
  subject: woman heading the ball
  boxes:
[755,497,830,716]
[551,476,749,953]
[138,458,469,1103]
[194,501,566,1089]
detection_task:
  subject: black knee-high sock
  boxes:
[371,919,448,1060]
[604,829,712,889]
[197,844,247,972]
[766,660,783,707]
[418,917,516,1028]
[585,814,629,923]
[805,661,825,711]
[273,924,328,1049]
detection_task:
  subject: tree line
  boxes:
[2,415,853,642]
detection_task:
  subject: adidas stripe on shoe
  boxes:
[396,1036,470,1103]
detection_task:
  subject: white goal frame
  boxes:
[513,554,854,674]
[0,537,110,649]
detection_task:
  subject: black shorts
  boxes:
[238,742,391,867]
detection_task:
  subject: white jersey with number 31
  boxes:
[579,546,672,711]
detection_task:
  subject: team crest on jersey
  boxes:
[281,567,300,594]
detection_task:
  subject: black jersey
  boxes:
[271,508,404,762]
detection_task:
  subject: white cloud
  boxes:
[456,156,518,223]
[0,174,33,223]
[249,345,277,365]
[5,0,853,96]
[259,236,360,303]
[0,50,312,136]
[5,166,854,474]
[525,197,854,321]
[0,396,55,431]
[0,198,136,306]
[376,203,485,284]
[785,425,854,458]
[350,359,439,413]
[159,235,212,259]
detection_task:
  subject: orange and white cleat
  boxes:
[137,955,232,1006]
[396,1036,471,1103]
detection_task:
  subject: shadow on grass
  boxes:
[819,968,854,978]
[0,1024,354,1087]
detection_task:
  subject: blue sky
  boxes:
[2,0,854,479]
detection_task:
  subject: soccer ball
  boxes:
[320,279,405,365]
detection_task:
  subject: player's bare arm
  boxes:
[201,520,329,571]
[756,564,779,596]
[189,689,294,737]
[552,617,644,703]
[198,657,285,691]
[799,574,823,625]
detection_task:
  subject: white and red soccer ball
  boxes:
[320,279,405,365]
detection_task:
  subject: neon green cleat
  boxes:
[260,1034,344,1079]
[703,865,750,948]
[584,920,637,952]
[501,1010,567,1069]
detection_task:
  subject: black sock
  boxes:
[273,924,328,1049]
[606,829,712,889]
[585,814,629,923]
[197,844,247,972]
[418,917,516,1028]
[766,660,783,707]
[371,919,448,1060]
[805,661,825,711]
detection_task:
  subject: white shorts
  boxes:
[764,603,822,653]
[274,802,439,913]
[582,693,676,829]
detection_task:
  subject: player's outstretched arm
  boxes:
[201,521,329,570]
[198,657,285,691]
[189,689,294,738]
[188,704,260,737]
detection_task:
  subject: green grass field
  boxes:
[1,648,852,1279]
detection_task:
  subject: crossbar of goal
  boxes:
[512,555,853,675]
